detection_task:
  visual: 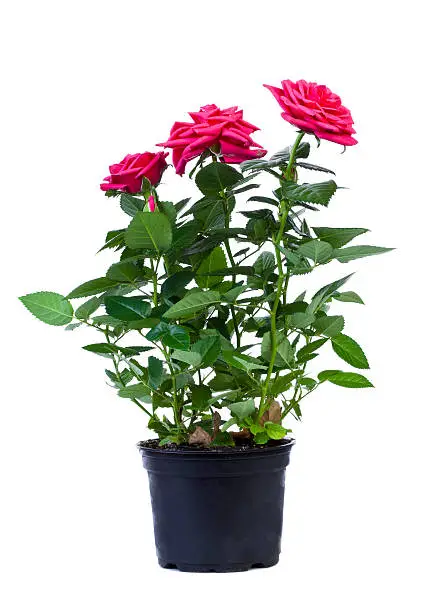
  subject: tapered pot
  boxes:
[139,439,295,572]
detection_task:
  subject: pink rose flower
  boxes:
[157,104,267,175]
[148,195,156,212]
[100,151,168,193]
[264,80,357,146]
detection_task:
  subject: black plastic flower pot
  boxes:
[138,438,295,572]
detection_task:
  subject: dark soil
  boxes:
[137,438,294,453]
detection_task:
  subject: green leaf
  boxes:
[270,371,301,395]
[146,322,190,350]
[261,331,293,367]
[196,162,243,196]
[161,270,194,298]
[247,196,280,207]
[254,251,276,278]
[331,334,369,369]
[148,356,163,389]
[241,209,275,220]
[307,274,354,313]
[171,350,202,367]
[191,385,212,408]
[104,296,151,321]
[313,315,345,337]
[276,245,312,276]
[196,247,227,288]
[118,345,151,356]
[209,373,237,391]
[19,291,73,326]
[223,350,266,372]
[106,368,134,387]
[269,142,311,163]
[223,285,247,303]
[82,343,120,356]
[254,431,270,445]
[106,262,140,283]
[278,339,294,367]
[192,335,221,367]
[174,198,191,213]
[118,383,151,399]
[249,424,266,436]
[65,322,82,331]
[296,338,328,361]
[83,343,148,357]
[333,245,394,263]
[299,377,317,390]
[333,291,364,304]
[241,143,310,173]
[183,235,225,256]
[295,161,335,174]
[128,317,160,330]
[120,193,145,217]
[312,227,369,248]
[264,422,288,440]
[75,296,102,320]
[164,327,190,350]
[170,221,201,251]
[282,180,337,205]
[98,229,126,252]
[91,315,124,327]
[212,431,235,446]
[192,198,225,230]
[289,311,315,329]
[157,201,177,224]
[125,211,172,252]
[318,370,373,388]
[145,321,168,342]
[228,399,256,419]
[240,160,269,172]
[67,277,120,299]
[164,290,220,319]
[297,240,333,264]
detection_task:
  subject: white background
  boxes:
[1,1,430,610]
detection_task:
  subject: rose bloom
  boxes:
[158,104,267,175]
[100,151,168,193]
[264,79,357,146]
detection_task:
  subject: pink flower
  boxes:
[264,80,357,146]
[100,151,168,193]
[148,195,156,212]
[157,104,267,175]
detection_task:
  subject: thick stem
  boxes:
[258,131,304,416]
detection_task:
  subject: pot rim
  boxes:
[138,437,295,458]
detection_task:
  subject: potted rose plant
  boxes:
[20,79,391,572]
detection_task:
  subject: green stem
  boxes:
[149,259,182,428]
[160,346,181,428]
[150,260,158,308]
[222,195,241,348]
[258,131,304,416]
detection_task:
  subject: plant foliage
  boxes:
[20,129,392,447]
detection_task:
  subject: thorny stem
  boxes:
[258,131,305,416]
